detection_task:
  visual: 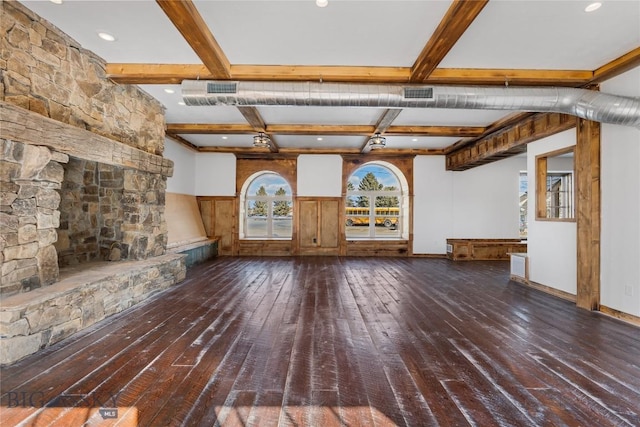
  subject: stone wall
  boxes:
[1,0,165,155]
[1,139,67,295]
[122,169,168,260]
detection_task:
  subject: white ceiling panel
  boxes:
[439,0,640,70]
[385,136,459,150]
[194,0,451,66]
[275,135,364,149]
[394,108,511,127]
[22,0,202,64]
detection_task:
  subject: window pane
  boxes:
[246,200,267,237]
[374,198,401,238]
[346,196,370,238]
[248,174,291,196]
[348,164,400,192]
[546,172,573,219]
[519,172,528,238]
[272,201,292,238]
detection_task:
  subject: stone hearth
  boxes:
[0,253,186,365]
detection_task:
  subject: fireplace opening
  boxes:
[55,157,127,266]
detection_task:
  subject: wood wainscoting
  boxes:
[197,196,237,256]
[237,240,292,256]
[346,239,410,257]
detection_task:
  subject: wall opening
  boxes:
[56,157,126,266]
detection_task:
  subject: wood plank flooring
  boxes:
[1,257,639,426]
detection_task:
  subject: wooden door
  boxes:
[214,199,235,255]
[198,197,236,256]
[297,198,340,255]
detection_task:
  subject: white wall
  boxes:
[297,155,342,196]
[452,156,525,238]
[413,155,525,254]
[164,138,196,195]
[527,129,577,295]
[413,156,453,254]
[194,153,236,196]
[600,66,640,316]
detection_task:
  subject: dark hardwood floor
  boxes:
[1,257,639,426]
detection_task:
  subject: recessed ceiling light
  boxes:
[178,101,185,106]
[412,138,418,142]
[316,0,328,8]
[97,32,116,42]
[585,2,602,12]
[50,0,63,4]
[317,137,323,141]
[222,136,228,140]
[164,88,175,94]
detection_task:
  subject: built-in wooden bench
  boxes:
[166,237,218,268]
[446,238,527,261]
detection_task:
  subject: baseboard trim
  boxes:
[511,278,577,303]
[599,306,640,327]
[411,253,448,258]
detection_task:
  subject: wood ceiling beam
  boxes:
[386,125,486,137]
[236,107,279,153]
[267,125,375,136]
[590,46,640,84]
[410,0,489,82]
[231,65,409,83]
[444,112,536,154]
[426,68,592,86]
[156,0,231,78]
[374,109,403,134]
[361,109,404,153]
[166,124,255,134]
[445,113,576,171]
[105,63,592,86]
[237,107,266,132]
[166,123,486,138]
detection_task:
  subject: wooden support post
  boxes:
[576,118,601,310]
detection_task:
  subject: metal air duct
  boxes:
[182,80,640,129]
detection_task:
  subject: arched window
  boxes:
[240,172,293,239]
[346,162,408,239]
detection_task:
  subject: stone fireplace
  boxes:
[0,1,188,364]
[0,102,184,364]
[0,105,174,296]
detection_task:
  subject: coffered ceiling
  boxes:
[21,0,640,157]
